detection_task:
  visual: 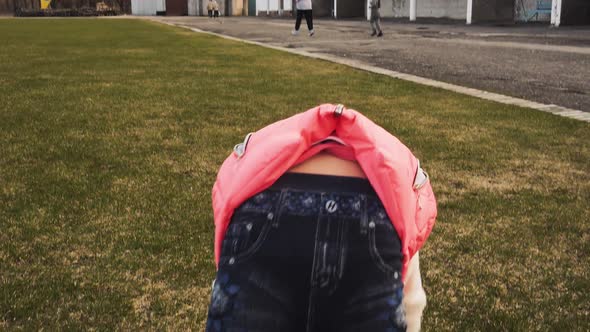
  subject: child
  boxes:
[370,0,383,37]
[206,104,435,331]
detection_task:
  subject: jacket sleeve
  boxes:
[411,165,437,257]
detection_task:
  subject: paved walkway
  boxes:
[152,16,590,120]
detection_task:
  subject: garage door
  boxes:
[166,0,187,15]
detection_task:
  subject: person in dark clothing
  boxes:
[292,0,315,37]
[369,0,383,37]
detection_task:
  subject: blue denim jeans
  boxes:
[206,173,406,332]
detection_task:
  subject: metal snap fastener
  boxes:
[394,271,399,280]
[246,223,252,231]
[228,257,235,265]
[369,221,376,229]
[325,200,338,213]
[267,212,274,220]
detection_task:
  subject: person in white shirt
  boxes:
[207,0,214,18]
[212,0,220,18]
[292,0,314,37]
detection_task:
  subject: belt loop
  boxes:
[360,194,368,235]
[271,189,287,228]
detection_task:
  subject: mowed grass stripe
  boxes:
[0,19,588,330]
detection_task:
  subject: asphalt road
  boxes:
[154,17,590,112]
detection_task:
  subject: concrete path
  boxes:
[152,16,590,120]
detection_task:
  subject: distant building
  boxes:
[240,0,590,26]
[4,0,578,26]
[129,0,226,16]
[0,0,131,15]
[131,0,165,15]
[130,0,189,16]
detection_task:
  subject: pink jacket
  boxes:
[212,104,437,279]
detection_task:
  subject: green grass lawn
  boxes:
[0,18,589,330]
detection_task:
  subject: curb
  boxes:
[153,19,590,123]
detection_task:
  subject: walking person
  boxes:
[205,104,436,332]
[369,0,383,37]
[292,0,314,37]
[207,0,214,18]
[212,0,220,19]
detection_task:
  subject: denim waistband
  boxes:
[237,173,390,223]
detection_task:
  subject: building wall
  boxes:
[561,0,590,25]
[230,0,243,15]
[473,0,514,22]
[337,0,363,17]
[166,0,187,15]
[188,0,198,15]
[381,0,465,19]
[1,0,41,13]
[256,0,275,12]
[312,0,331,16]
[255,0,291,15]
[1,0,131,14]
[132,0,165,15]
[381,0,404,18]
[0,0,14,14]
[417,0,465,18]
